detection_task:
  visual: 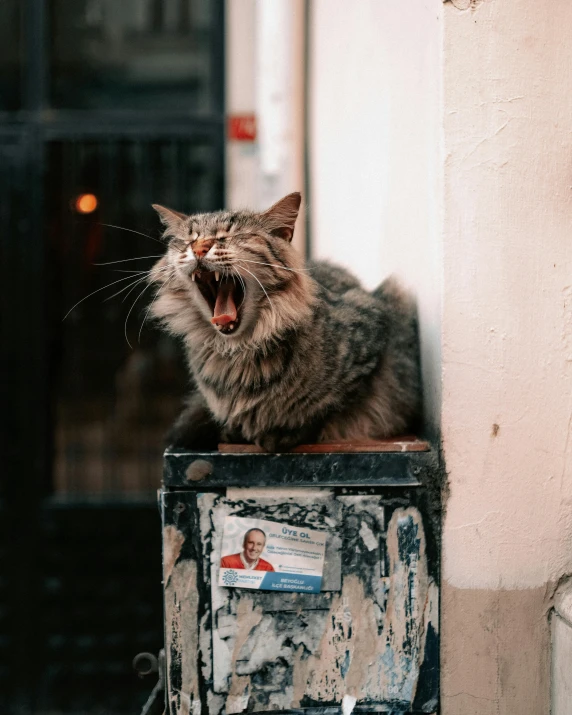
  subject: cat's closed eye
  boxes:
[170,237,189,250]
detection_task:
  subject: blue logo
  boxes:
[222,569,238,586]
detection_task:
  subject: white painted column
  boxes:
[225,0,257,210]
[441,1,572,712]
[225,0,306,253]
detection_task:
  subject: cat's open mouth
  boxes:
[192,270,244,334]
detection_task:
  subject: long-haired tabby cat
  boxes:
[149,192,421,452]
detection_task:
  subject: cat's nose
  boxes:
[192,239,215,258]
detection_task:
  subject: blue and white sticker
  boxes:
[218,515,327,593]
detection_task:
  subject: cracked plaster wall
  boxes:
[442,0,572,712]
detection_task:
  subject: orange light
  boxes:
[75,193,98,214]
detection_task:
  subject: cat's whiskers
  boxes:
[229,266,246,296]
[62,273,151,321]
[239,258,310,275]
[100,223,184,253]
[119,266,169,304]
[104,266,169,304]
[236,262,274,313]
[105,275,148,303]
[138,270,175,343]
[112,269,152,274]
[61,244,171,320]
[93,255,164,266]
[124,280,157,349]
[230,268,247,311]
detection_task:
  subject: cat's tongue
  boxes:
[211,280,237,326]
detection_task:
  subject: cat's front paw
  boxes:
[168,393,220,451]
[255,430,306,453]
[255,420,323,452]
[255,433,282,453]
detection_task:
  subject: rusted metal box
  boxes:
[161,441,439,715]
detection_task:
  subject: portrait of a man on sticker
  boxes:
[220,527,275,572]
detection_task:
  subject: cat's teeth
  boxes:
[191,272,196,282]
[215,271,220,282]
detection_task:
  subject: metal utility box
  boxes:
[161,440,439,715]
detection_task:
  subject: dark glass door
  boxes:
[0,1,224,712]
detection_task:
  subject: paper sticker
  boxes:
[218,516,327,593]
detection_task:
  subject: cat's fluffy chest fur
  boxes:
[149,193,421,451]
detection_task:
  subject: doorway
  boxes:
[0,1,224,711]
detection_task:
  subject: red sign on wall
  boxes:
[227,114,257,142]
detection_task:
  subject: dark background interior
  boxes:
[0,1,224,712]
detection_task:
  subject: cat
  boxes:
[148,192,421,452]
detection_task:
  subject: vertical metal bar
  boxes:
[186,140,196,211]
[3,130,48,715]
[140,138,153,210]
[165,139,175,207]
[105,138,118,219]
[175,138,185,209]
[67,140,80,495]
[151,0,163,31]
[211,0,226,116]
[212,0,226,208]
[102,139,118,496]
[23,0,48,110]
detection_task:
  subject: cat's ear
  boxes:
[260,192,301,242]
[152,204,187,231]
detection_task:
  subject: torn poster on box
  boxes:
[218,515,327,593]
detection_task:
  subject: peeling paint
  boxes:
[359,521,378,550]
[225,598,263,714]
[341,694,357,715]
[226,487,334,501]
[425,579,440,636]
[378,507,429,704]
[165,558,200,715]
[304,575,364,702]
[303,509,431,706]
[164,490,438,713]
[163,525,185,585]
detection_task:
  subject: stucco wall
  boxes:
[309,0,443,435]
[442,0,572,711]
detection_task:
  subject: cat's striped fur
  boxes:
[149,193,421,451]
